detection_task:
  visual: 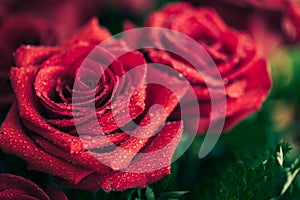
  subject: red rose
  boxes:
[0,174,67,200]
[284,0,300,41]
[0,18,186,191]
[0,8,56,110]
[103,0,153,16]
[0,0,99,110]
[184,0,300,55]
[1,0,101,42]
[134,3,271,133]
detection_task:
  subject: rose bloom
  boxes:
[131,3,272,133]
[1,0,100,42]
[0,7,56,110]
[184,0,300,55]
[0,174,67,200]
[103,0,154,17]
[0,0,99,110]
[0,18,186,191]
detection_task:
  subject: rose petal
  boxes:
[100,121,183,191]
[15,45,60,68]
[45,185,68,200]
[0,103,93,184]
[63,18,111,46]
[0,174,49,200]
[10,66,85,153]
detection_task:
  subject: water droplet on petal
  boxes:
[178,73,184,79]
[223,79,228,85]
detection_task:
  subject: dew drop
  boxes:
[178,73,184,79]
[223,79,228,85]
[0,131,3,134]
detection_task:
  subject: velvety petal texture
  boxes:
[0,174,68,200]
[138,2,272,133]
[0,18,186,191]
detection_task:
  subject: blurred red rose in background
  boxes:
[132,3,271,133]
[183,0,300,55]
[104,0,154,17]
[0,18,186,191]
[0,174,68,200]
[0,7,56,110]
[1,0,101,42]
[0,0,99,110]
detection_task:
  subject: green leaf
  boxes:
[127,189,137,200]
[157,191,189,200]
[216,182,228,200]
[137,188,142,199]
[150,175,170,195]
[280,180,300,200]
[281,158,300,195]
[145,188,155,200]
[216,143,300,200]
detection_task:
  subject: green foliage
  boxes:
[216,144,300,200]
[124,175,187,200]
[152,175,171,194]
[145,187,155,200]
[280,179,300,200]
